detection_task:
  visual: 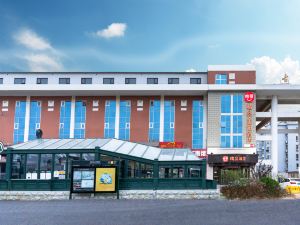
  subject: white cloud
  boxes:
[14,28,52,50]
[249,56,300,84]
[185,68,197,72]
[12,28,64,71]
[95,23,127,39]
[23,54,63,72]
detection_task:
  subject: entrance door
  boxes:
[213,166,250,185]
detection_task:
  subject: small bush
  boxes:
[260,177,285,198]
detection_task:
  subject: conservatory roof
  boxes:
[9,138,200,162]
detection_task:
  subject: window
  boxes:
[168,78,179,84]
[104,100,116,138]
[172,167,184,178]
[11,154,26,179]
[190,78,201,84]
[188,166,202,178]
[159,167,172,178]
[297,163,299,169]
[28,101,42,141]
[125,78,136,84]
[59,101,71,138]
[119,101,131,140]
[40,154,52,179]
[0,78,3,84]
[26,154,39,179]
[215,74,227,84]
[128,161,140,178]
[192,100,204,149]
[74,101,86,138]
[59,78,70,84]
[297,154,299,161]
[147,78,158,84]
[54,154,66,179]
[220,94,243,148]
[81,78,92,84]
[103,78,114,84]
[149,100,160,142]
[14,78,26,84]
[164,100,175,142]
[140,164,153,178]
[36,78,48,84]
[13,101,26,144]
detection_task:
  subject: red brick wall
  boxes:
[207,71,256,84]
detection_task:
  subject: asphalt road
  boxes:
[0,199,300,225]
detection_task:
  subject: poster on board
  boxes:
[72,167,95,192]
[95,167,117,192]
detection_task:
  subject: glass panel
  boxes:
[82,153,95,161]
[28,101,42,141]
[188,166,202,178]
[26,154,39,179]
[140,163,153,178]
[221,95,231,113]
[172,167,184,178]
[67,153,80,178]
[104,100,116,138]
[192,100,204,149]
[233,95,243,113]
[59,101,71,138]
[127,160,139,178]
[40,154,52,180]
[11,154,26,179]
[159,167,172,178]
[164,100,175,142]
[101,154,118,166]
[74,101,86,139]
[54,154,66,179]
[119,100,131,140]
[148,100,160,142]
[13,101,26,144]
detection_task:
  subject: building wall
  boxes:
[207,71,256,84]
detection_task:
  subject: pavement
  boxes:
[1,199,300,225]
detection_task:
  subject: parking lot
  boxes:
[1,199,300,225]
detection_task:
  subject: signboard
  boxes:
[192,149,207,159]
[0,141,4,153]
[72,167,95,193]
[95,167,117,193]
[208,154,258,165]
[244,92,255,103]
[159,142,184,148]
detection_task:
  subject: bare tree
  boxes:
[251,160,273,180]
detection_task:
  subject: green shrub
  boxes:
[260,177,284,197]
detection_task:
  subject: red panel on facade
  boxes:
[207,71,256,84]
[0,97,26,146]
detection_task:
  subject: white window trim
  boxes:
[80,123,85,129]
[14,123,19,129]
[125,122,130,129]
[16,101,20,107]
[170,122,174,128]
[59,123,64,129]
[104,123,109,129]
[149,122,153,128]
[61,101,65,107]
[35,123,40,129]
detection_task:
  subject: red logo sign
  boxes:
[159,142,184,148]
[192,149,207,159]
[222,156,228,162]
[244,92,255,103]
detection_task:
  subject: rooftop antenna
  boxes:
[281,73,289,84]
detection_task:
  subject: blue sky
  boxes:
[1,0,300,80]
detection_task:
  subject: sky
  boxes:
[1,0,300,83]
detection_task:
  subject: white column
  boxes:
[115,96,120,139]
[202,96,207,149]
[24,96,31,142]
[69,96,76,138]
[271,95,278,177]
[159,95,165,142]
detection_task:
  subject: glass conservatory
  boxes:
[0,139,216,191]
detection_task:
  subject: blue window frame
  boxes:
[192,100,204,149]
[104,100,116,138]
[220,94,243,148]
[28,101,41,140]
[215,74,227,84]
[74,101,86,139]
[13,101,26,144]
[164,100,175,142]
[119,100,131,140]
[149,100,160,142]
[59,101,71,139]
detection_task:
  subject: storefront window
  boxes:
[140,163,153,178]
[128,160,139,178]
[54,154,66,179]
[101,154,118,166]
[159,167,172,178]
[40,154,52,179]
[26,154,38,179]
[172,167,184,178]
[67,153,80,178]
[82,153,95,161]
[188,166,202,178]
[11,154,26,179]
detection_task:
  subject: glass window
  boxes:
[125,78,136,84]
[0,161,6,179]
[11,154,26,179]
[36,78,48,84]
[149,100,160,142]
[28,101,42,141]
[119,100,131,140]
[59,101,71,138]
[101,155,118,166]
[67,153,80,178]
[54,154,66,179]
[233,115,242,133]
[0,78,3,84]
[13,101,26,144]
[81,78,92,84]
[221,95,231,113]
[164,100,175,142]
[159,167,172,178]
[74,101,86,139]
[233,95,243,113]
[14,78,26,84]
[188,166,202,178]
[221,115,231,134]
[147,78,158,84]
[221,136,231,148]
[172,167,184,178]
[192,100,204,149]
[168,78,179,84]
[190,78,201,84]
[103,78,114,84]
[104,100,116,138]
[40,154,52,180]
[82,153,95,161]
[215,74,227,84]
[140,164,153,178]
[59,78,70,84]
[233,136,243,148]
[26,154,39,179]
[127,161,140,178]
